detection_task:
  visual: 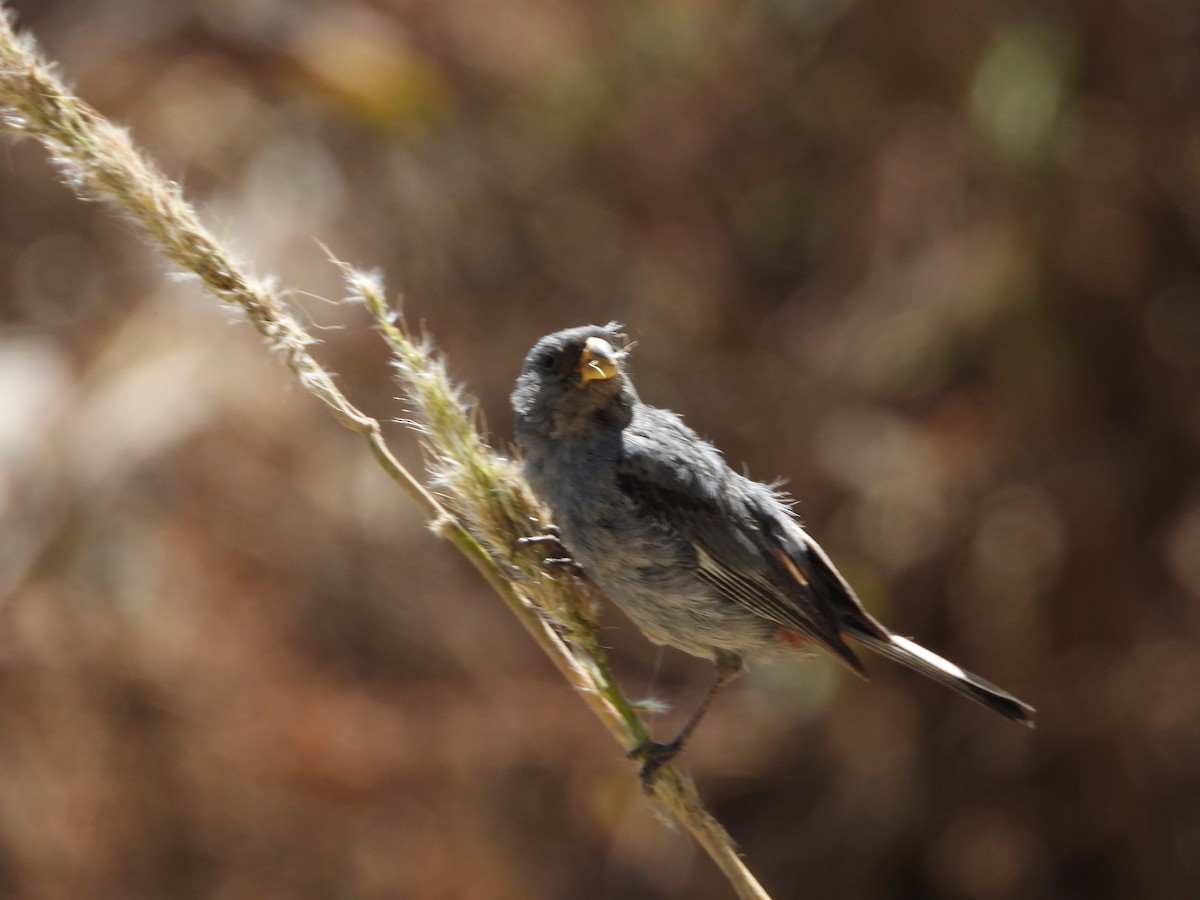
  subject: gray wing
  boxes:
[617,407,884,674]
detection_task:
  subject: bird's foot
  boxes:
[517,525,585,578]
[628,738,684,788]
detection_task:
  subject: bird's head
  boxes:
[511,323,636,442]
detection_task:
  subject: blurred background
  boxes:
[1,0,1198,897]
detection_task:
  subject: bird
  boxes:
[511,323,1034,782]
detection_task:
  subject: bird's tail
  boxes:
[848,629,1035,727]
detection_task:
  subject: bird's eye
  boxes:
[537,353,556,370]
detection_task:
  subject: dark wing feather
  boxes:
[616,409,874,674]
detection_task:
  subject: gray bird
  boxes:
[512,323,1034,781]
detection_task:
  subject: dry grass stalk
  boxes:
[0,8,771,899]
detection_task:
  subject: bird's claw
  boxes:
[628,738,683,787]
[517,525,586,578]
[542,556,586,578]
[516,524,562,547]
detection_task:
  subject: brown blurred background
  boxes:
[1,0,1198,898]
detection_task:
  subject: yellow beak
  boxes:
[578,336,620,384]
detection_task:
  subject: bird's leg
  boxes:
[630,653,742,787]
[517,524,586,578]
